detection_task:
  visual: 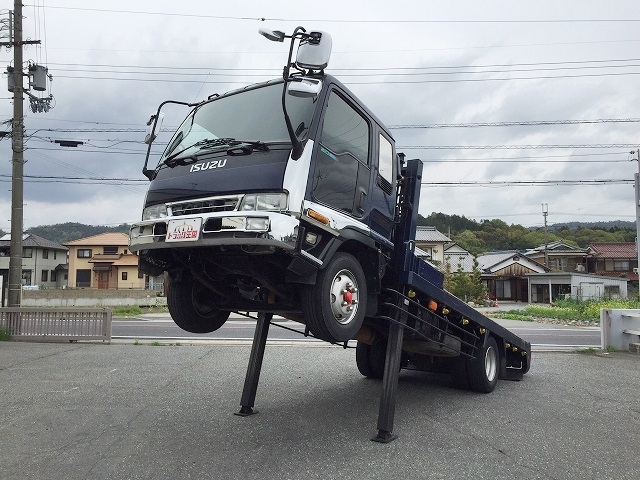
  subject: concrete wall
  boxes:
[601,309,640,351]
[19,289,167,308]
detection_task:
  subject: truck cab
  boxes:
[129,28,397,343]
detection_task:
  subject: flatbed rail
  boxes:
[376,288,481,359]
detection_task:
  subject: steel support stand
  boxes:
[371,314,406,443]
[235,312,272,416]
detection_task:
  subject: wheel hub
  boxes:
[330,269,359,325]
[484,346,498,383]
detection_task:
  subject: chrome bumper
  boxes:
[129,211,300,252]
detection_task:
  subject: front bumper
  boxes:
[129,211,300,253]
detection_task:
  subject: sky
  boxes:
[1,0,640,230]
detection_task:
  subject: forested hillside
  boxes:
[24,222,130,244]
[419,213,636,255]
[0,215,633,253]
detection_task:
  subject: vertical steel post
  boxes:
[371,312,405,443]
[236,312,272,416]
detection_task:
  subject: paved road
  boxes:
[1,342,638,479]
[112,314,601,350]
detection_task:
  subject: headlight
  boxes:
[239,193,288,212]
[142,204,168,220]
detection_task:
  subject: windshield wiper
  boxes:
[162,138,270,168]
[163,137,236,167]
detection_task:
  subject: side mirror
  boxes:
[259,28,285,42]
[287,77,322,98]
[296,31,332,70]
[144,112,164,144]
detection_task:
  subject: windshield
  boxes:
[159,81,318,164]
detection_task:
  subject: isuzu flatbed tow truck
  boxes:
[129,27,531,442]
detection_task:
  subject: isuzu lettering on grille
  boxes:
[189,158,227,173]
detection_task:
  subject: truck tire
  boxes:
[301,252,367,343]
[466,336,499,393]
[355,339,386,379]
[167,273,230,334]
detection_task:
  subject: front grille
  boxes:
[169,195,241,217]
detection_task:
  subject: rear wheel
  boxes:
[466,336,499,393]
[167,272,230,333]
[301,252,367,343]
[356,338,386,379]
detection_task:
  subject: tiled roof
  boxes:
[415,226,451,242]
[588,242,636,258]
[475,251,519,270]
[64,232,129,247]
[525,240,588,255]
[0,233,67,250]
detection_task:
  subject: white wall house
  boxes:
[0,233,69,304]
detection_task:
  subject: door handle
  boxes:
[357,190,367,212]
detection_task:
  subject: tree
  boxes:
[453,230,486,255]
[443,256,486,303]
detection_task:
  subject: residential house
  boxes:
[586,242,638,282]
[65,233,143,289]
[528,272,627,303]
[443,243,475,273]
[0,233,68,298]
[414,226,451,265]
[524,240,589,273]
[476,251,548,302]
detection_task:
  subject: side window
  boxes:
[313,91,370,214]
[378,134,394,195]
[321,93,369,165]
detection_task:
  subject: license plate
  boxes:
[166,218,202,242]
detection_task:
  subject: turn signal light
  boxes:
[307,209,329,225]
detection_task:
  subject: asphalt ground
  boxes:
[1,342,639,480]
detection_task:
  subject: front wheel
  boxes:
[167,272,230,334]
[301,252,367,343]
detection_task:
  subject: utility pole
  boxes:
[8,1,24,307]
[633,149,640,298]
[542,203,549,268]
[1,2,42,307]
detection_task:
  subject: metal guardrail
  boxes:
[0,308,112,343]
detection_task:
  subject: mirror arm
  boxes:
[281,26,307,160]
[141,99,197,181]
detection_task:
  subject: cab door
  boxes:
[311,89,371,218]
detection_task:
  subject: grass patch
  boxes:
[493,298,640,324]
[112,305,169,317]
[576,347,599,354]
[0,328,11,341]
[113,306,143,317]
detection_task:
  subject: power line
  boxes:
[0,174,630,187]
[389,118,640,129]
[47,57,640,71]
[24,6,640,23]
[401,144,638,150]
[423,179,633,187]
[51,70,640,85]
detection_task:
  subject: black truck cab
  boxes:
[130,29,398,342]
